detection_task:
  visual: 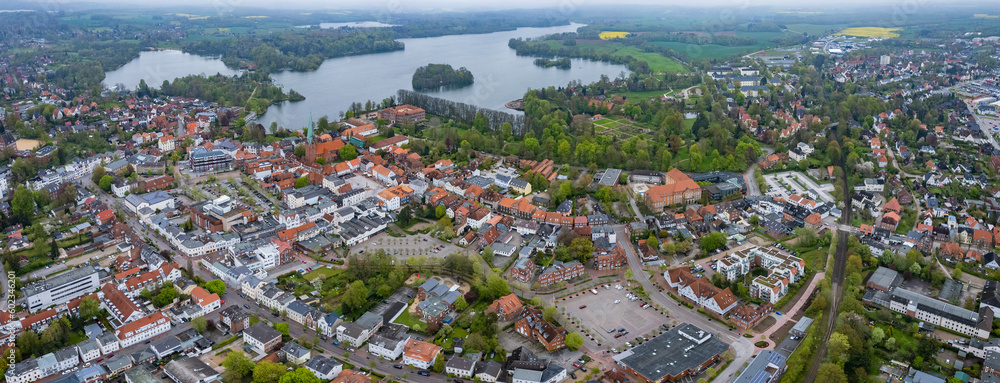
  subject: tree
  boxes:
[274,323,290,336]
[952,264,963,280]
[222,352,255,383]
[543,306,557,322]
[279,368,320,383]
[481,246,494,263]
[700,232,727,253]
[295,176,309,188]
[99,175,114,192]
[315,157,325,165]
[794,227,817,247]
[91,166,107,185]
[565,332,584,350]
[435,205,447,219]
[78,296,100,319]
[689,144,704,170]
[570,237,595,263]
[828,332,850,361]
[205,280,226,295]
[339,145,358,161]
[17,331,40,357]
[484,275,511,301]
[454,296,468,311]
[871,327,885,345]
[12,186,35,226]
[191,316,208,333]
[294,145,306,158]
[253,361,286,383]
[343,280,370,313]
[815,363,847,383]
[432,353,446,373]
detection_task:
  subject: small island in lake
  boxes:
[533,57,572,69]
[412,63,474,90]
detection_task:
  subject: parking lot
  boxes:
[556,284,668,349]
[355,232,465,259]
[763,171,835,203]
[343,173,381,201]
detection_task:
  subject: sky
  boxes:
[11,0,982,11]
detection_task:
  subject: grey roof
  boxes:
[151,336,182,354]
[243,322,282,343]
[282,341,311,358]
[23,265,98,297]
[305,355,342,375]
[939,279,962,302]
[6,358,38,377]
[104,354,133,372]
[76,338,100,356]
[124,367,159,383]
[356,311,383,330]
[867,267,902,291]
[418,278,440,292]
[616,323,728,382]
[474,360,503,378]
[164,357,219,383]
[446,356,476,372]
[734,350,787,383]
[511,368,544,382]
[55,346,80,363]
[791,316,814,335]
[903,367,947,383]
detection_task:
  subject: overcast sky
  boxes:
[12,0,979,11]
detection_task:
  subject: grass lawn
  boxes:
[614,89,672,101]
[305,267,342,281]
[438,327,469,348]
[250,316,261,326]
[393,309,425,329]
[612,46,687,73]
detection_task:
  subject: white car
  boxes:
[614,300,621,304]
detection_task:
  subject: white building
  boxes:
[24,266,101,312]
[115,312,171,348]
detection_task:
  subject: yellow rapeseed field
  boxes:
[599,31,631,40]
[839,27,902,38]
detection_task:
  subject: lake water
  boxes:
[297,22,399,28]
[103,50,240,90]
[103,23,630,130]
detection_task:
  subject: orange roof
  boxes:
[488,293,523,316]
[883,197,901,213]
[191,286,220,308]
[402,339,442,363]
[115,312,169,341]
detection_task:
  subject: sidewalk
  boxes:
[760,271,824,350]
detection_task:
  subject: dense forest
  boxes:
[183,29,404,73]
[411,64,475,90]
[508,38,654,75]
[155,73,305,114]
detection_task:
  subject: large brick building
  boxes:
[514,307,566,351]
[378,105,425,125]
[536,260,584,286]
[644,169,702,211]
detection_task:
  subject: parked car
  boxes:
[393,365,402,369]
[572,362,580,368]
[332,341,340,346]
[418,371,431,376]
[579,305,587,309]
[614,300,621,304]
[614,333,623,338]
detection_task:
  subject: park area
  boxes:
[591,116,655,139]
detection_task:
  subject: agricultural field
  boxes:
[838,27,902,38]
[652,41,752,60]
[612,46,687,73]
[599,31,631,40]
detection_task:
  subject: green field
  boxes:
[304,267,341,280]
[652,41,756,60]
[611,46,687,73]
[613,88,673,101]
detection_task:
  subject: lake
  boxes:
[104,23,630,130]
[297,22,399,28]
[103,50,240,91]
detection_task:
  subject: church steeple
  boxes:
[307,112,315,145]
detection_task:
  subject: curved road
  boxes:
[614,225,754,383]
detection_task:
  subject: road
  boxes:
[957,84,1000,152]
[743,148,772,197]
[613,225,754,383]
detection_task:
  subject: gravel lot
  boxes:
[355,232,465,259]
